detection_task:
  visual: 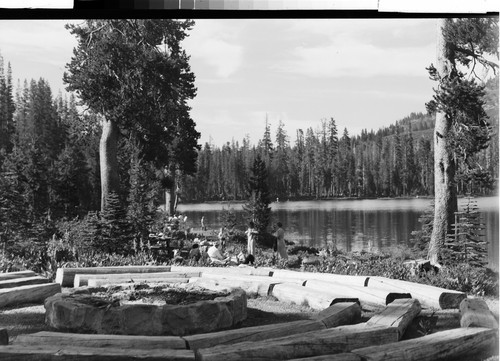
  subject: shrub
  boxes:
[418,263,499,297]
[289,245,320,256]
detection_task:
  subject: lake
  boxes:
[177,197,499,270]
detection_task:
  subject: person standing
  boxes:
[201,216,206,231]
[245,221,258,264]
[275,222,288,260]
[218,226,229,251]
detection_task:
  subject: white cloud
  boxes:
[193,38,243,78]
[276,19,436,79]
[277,35,435,78]
[184,20,244,79]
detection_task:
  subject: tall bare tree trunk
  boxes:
[428,19,458,267]
[100,117,120,211]
[164,166,176,216]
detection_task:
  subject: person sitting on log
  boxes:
[188,243,202,264]
[207,242,231,265]
[171,249,184,264]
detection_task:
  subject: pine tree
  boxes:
[273,120,290,198]
[426,18,498,266]
[0,54,15,155]
[127,140,161,248]
[99,192,133,254]
[64,20,199,211]
[243,154,272,234]
[444,197,488,267]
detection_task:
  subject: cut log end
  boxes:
[0,329,8,345]
[440,292,467,309]
[385,293,411,305]
[460,298,499,329]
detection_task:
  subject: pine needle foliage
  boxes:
[444,196,489,267]
[243,154,272,234]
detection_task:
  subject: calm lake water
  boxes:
[177,197,499,270]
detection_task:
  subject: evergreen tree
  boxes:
[327,117,339,196]
[0,54,15,156]
[64,19,199,211]
[392,127,403,195]
[127,139,161,249]
[426,18,498,266]
[273,120,290,198]
[99,192,133,254]
[243,154,272,234]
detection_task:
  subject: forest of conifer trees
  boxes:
[0,51,498,225]
[178,76,498,203]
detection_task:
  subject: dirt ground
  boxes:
[1,293,498,360]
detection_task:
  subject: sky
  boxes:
[0,18,440,147]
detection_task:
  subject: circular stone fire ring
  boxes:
[44,284,247,336]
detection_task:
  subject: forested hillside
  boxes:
[178,76,499,202]
[0,51,498,221]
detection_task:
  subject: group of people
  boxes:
[163,214,189,234]
[187,220,288,266]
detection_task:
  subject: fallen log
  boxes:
[185,302,361,350]
[305,279,411,309]
[14,331,187,349]
[196,324,398,361]
[0,344,195,360]
[271,269,369,287]
[199,272,306,285]
[0,270,36,281]
[366,276,466,309]
[287,354,363,361]
[88,277,190,287]
[195,273,304,297]
[55,266,172,287]
[351,327,498,361]
[188,277,275,297]
[0,329,7,345]
[184,319,326,350]
[271,283,360,310]
[0,283,61,308]
[171,266,274,277]
[0,276,49,289]
[314,302,362,328]
[366,298,421,339]
[460,298,499,328]
[74,272,200,288]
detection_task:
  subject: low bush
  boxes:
[417,263,499,297]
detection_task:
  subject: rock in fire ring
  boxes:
[44,285,247,336]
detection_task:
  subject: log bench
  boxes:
[171,265,274,277]
[189,273,304,297]
[460,298,499,328]
[0,283,61,308]
[184,302,361,350]
[366,298,421,340]
[74,271,201,287]
[0,276,50,289]
[366,276,466,309]
[56,266,172,287]
[0,344,195,360]
[304,279,411,309]
[0,270,37,281]
[351,327,498,361]
[270,282,360,310]
[14,331,187,349]
[195,324,398,361]
[271,269,369,287]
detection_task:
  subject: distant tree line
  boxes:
[0,53,498,226]
[179,77,498,203]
